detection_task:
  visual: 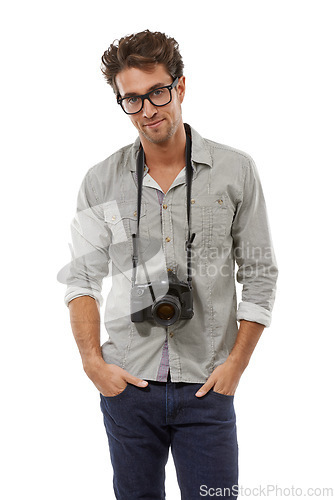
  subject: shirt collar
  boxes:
[128,123,213,172]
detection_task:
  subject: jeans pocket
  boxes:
[210,389,234,399]
[100,383,131,400]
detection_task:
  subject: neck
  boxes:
[140,121,187,170]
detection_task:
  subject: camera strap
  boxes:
[132,123,195,288]
[184,124,196,287]
[131,144,155,298]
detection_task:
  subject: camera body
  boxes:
[130,270,194,326]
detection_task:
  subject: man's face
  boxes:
[115,64,185,145]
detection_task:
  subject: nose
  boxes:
[142,97,157,119]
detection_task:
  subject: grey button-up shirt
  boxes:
[62,124,278,383]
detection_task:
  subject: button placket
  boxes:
[161,192,174,272]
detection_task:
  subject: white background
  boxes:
[1,1,333,498]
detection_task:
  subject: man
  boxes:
[63,30,278,499]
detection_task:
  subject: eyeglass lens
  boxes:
[122,87,171,114]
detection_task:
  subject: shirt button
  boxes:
[169,332,174,337]
[133,210,137,216]
[191,199,195,204]
[165,237,171,242]
[163,204,168,209]
[218,199,223,205]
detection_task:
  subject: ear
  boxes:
[177,75,186,104]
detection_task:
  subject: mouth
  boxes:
[144,119,165,129]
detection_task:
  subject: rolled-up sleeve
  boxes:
[62,168,111,307]
[231,156,278,327]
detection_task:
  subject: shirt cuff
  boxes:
[236,301,272,327]
[64,287,103,307]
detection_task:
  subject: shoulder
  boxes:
[189,125,254,173]
[190,126,260,204]
[205,137,255,166]
[78,141,135,204]
[204,137,260,191]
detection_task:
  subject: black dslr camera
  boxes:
[130,269,194,326]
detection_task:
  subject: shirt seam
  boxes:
[87,168,100,205]
[207,140,254,162]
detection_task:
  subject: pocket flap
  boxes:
[104,201,147,224]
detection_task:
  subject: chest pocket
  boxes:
[189,194,228,249]
[104,201,150,248]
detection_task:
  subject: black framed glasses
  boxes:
[117,77,179,115]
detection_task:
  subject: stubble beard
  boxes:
[139,115,182,145]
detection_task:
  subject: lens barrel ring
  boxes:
[151,295,181,327]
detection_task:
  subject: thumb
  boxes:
[127,375,148,388]
[195,380,214,398]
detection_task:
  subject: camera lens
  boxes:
[152,295,181,326]
[156,303,175,321]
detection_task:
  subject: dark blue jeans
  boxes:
[99,373,238,499]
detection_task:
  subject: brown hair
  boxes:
[101,30,184,95]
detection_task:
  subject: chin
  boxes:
[141,129,167,145]
[144,123,178,145]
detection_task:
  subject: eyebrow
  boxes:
[123,82,166,98]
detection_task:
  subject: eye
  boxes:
[152,89,163,96]
[127,96,139,105]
